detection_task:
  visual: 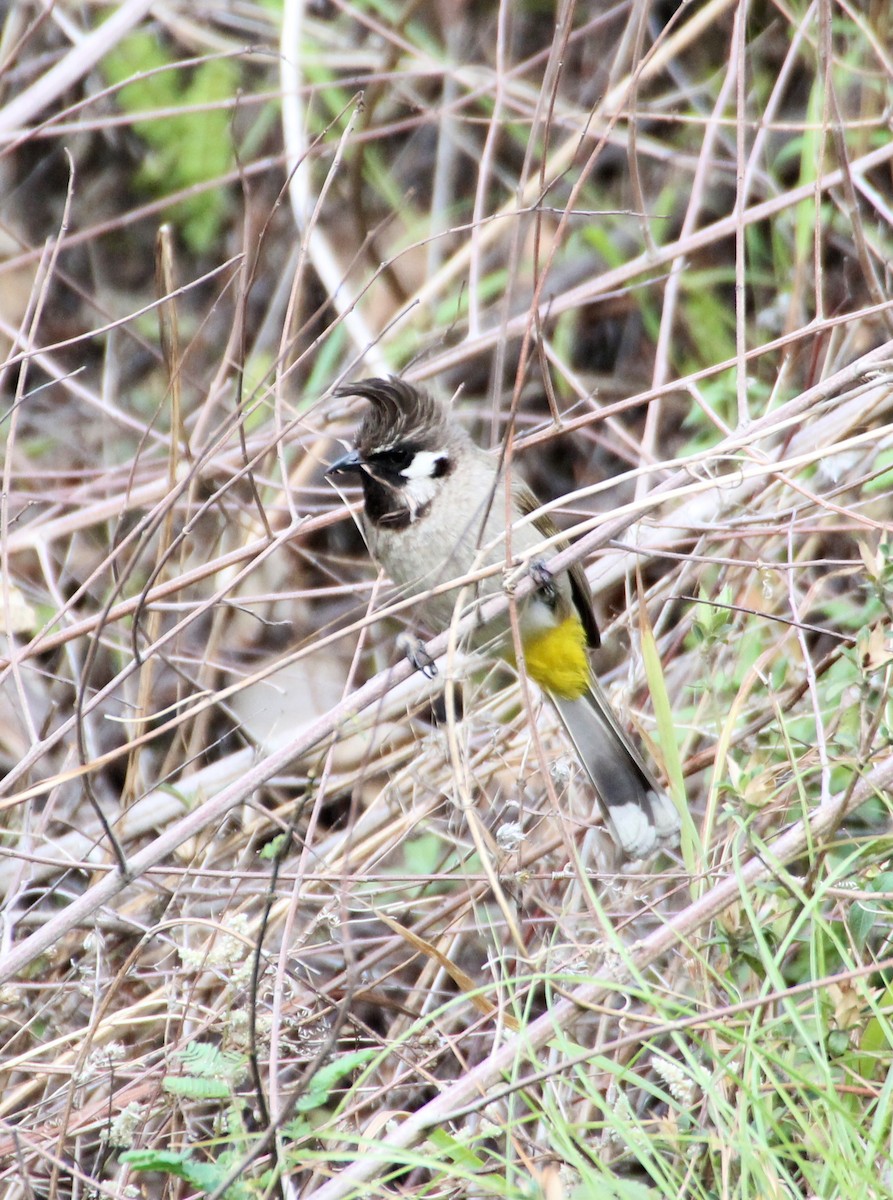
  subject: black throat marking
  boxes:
[360,472,423,529]
[357,443,454,530]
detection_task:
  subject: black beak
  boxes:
[326,448,365,477]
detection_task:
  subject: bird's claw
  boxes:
[396,633,438,678]
[530,557,558,604]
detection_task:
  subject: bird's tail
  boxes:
[550,679,680,859]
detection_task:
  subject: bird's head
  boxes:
[327,377,465,527]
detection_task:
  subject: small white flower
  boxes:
[652,1055,699,1106]
[108,1101,146,1147]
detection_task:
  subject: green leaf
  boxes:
[260,833,287,860]
[857,983,893,1081]
[848,871,893,950]
[176,1041,247,1080]
[120,1147,255,1197]
[865,447,893,495]
[295,1048,377,1113]
[427,1128,487,1169]
[163,1075,233,1099]
[119,1148,218,1186]
[826,1029,851,1057]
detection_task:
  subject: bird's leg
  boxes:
[529,558,559,607]
[396,631,438,678]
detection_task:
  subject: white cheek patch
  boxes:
[403,474,439,515]
[400,450,448,479]
[398,450,449,520]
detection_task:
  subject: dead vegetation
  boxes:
[1,1,893,1197]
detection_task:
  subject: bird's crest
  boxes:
[334,376,454,454]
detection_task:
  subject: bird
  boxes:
[326,376,680,859]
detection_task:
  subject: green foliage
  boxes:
[291,1048,377,1116]
[163,1074,233,1100]
[123,1044,377,1195]
[259,832,287,860]
[402,831,447,876]
[689,585,735,650]
[580,219,629,269]
[426,1127,490,1170]
[119,1147,262,1199]
[847,870,893,951]
[865,448,893,496]
[857,983,893,1081]
[176,1039,247,1079]
[860,541,893,618]
[101,32,239,252]
[163,1041,247,1099]
[678,268,737,369]
[568,1177,660,1200]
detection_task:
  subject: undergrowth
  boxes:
[1,1,892,1198]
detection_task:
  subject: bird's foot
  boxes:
[396,632,438,678]
[529,557,558,605]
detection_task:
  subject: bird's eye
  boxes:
[367,442,449,479]
[368,444,416,472]
[386,446,414,470]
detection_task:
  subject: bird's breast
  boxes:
[366,476,575,645]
